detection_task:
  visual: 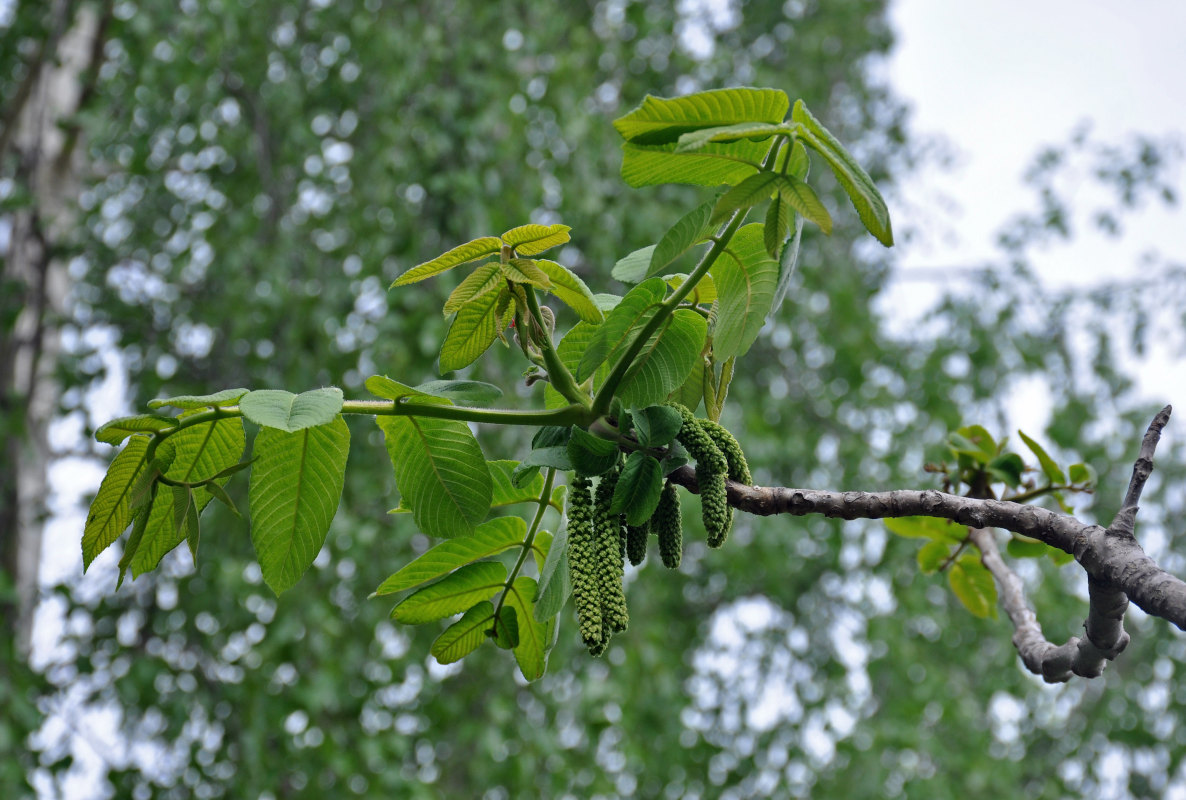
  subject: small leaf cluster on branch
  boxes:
[84,86,1183,686]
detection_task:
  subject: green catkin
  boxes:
[594,463,629,643]
[566,475,603,651]
[654,482,683,569]
[698,418,752,484]
[671,404,731,548]
[626,519,649,566]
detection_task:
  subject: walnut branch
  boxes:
[666,406,1186,640]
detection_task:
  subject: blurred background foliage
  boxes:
[2,0,1184,798]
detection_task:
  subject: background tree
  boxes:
[2,2,1183,799]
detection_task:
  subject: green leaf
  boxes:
[504,577,549,680]
[515,445,573,476]
[546,323,598,409]
[1069,462,1098,487]
[665,272,717,304]
[617,309,707,408]
[791,99,893,246]
[391,561,506,624]
[631,404,683,447]
[649,201,715,278]
[439,285,507,372]
[534,521,571,622]
[885,516,964,543]
[83,436,151,569]
[1006,536,1049,559]
[987,453,1025,488]
[675,122,793,153]
[147,388,249,411]
[130,418,246,576]
[373,516,526,596]
[95,415,175,445]
[501,223,571,256]
[773,174,832,234]
[534,259,604,323]
[239,388,344,432]
[609,452,663,525]
[443,262,502,315]
[711,172,778,224]
[611,245,657,285]
[667,356,705,414]
[613,88,790,145]
[948,557,998,619]
[375,414,492,539]
[620,140,770,189]
[1018,430,1066,485]
[770,210,804,315]
[917,540,951,574]
[431,601,494,664]
[414,379,503,405]
[489,605,520,649]
[709,223,780,361]
[1049,547,1075,566]
[577,278,666,381]
[205,482,241,517]
[366,375,440,403]
[488,460,548,507]
[248,417,350,595]
[117,500,152,589]
[502,258,553,288]
[764,189,790,260]
[951,425,998,462]
[171,486,195,555]
[567,426,621,477]
[392,236,502,286]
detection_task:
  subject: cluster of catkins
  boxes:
[567,404,751,656]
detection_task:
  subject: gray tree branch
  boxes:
[666,406,1186,651]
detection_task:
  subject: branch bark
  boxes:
[666,406,1186,644]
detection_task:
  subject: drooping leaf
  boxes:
[534,521,571,622]
[711,172,778,224]
[83,436,151,569]
[534,259,604,323]
[667,355,706,414]
[675,122,793,153]
[773,174,832,234]
[631,405,683,448]
[373,516,526,596]
[375,414,492,539]
[413,379,503,405]
[391,236,502,286]
[709,223,780,361]
[147,388,249,411]
[764,188,790,259]
[130,417,246,576]
[917,540,951,574]
[1018,430,1067,485]
[391,561,506,624]
[649,200,715,278]
[439,285,507,372]
[949,557,998,618]
[770,210,804,315]
[443,262,503,315]
[567,426,621,477]
[239,387,345,432]
[791,99,893,246]
[546,323,598,409]
[611,245,658,285]
[249,416,350,594]
[95,415,176,445]
[617,309,707,408]
[431,601,494,664]
[613,87,790,145]
[501,223,571,256]
[609,452,664,525]
[489,605,520,649]
[504,576,549,680]
[501,258,553,288]
[578,278,666,381]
